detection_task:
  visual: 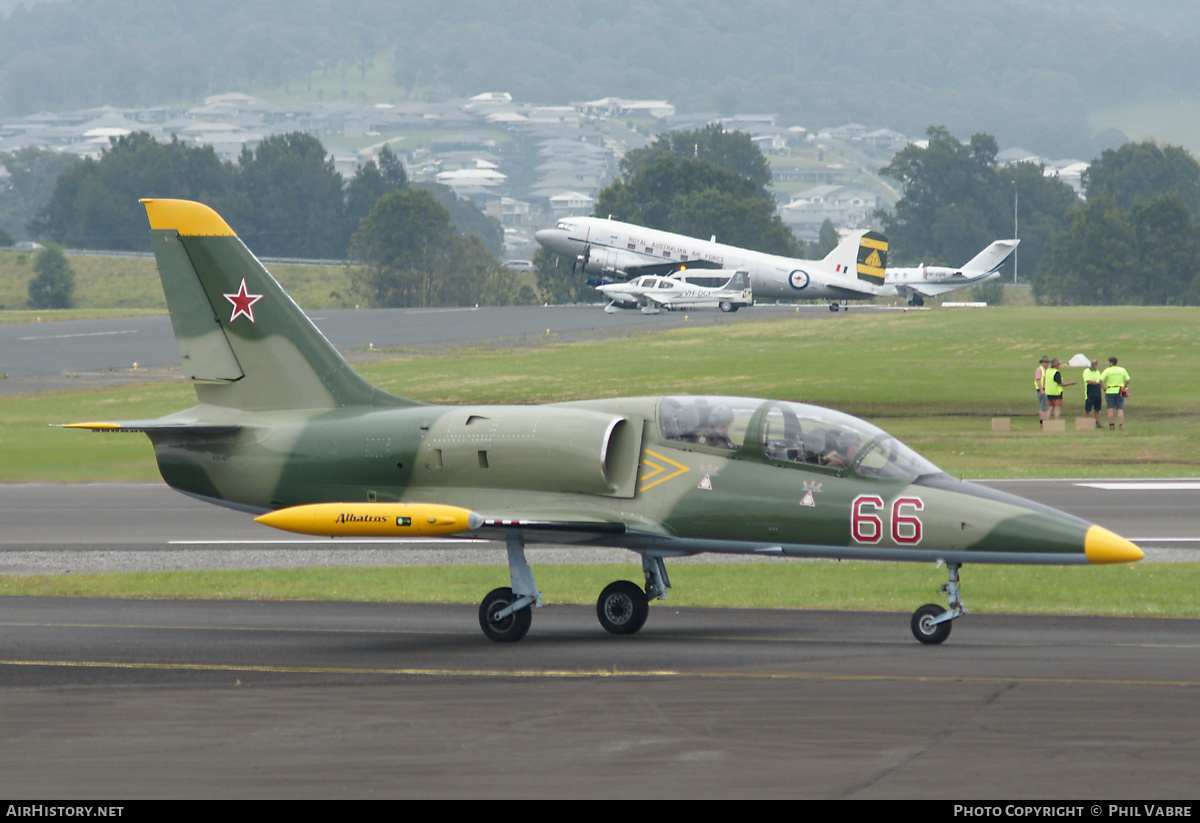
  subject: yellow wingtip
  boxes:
[59,421,121,430]
[1084,525,1144,564]
[141,198,236,237]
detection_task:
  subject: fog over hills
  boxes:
[1,0,1198,156]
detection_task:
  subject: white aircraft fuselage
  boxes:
[535,216,887,303]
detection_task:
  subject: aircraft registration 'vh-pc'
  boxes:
[65,200,1143,645]
[535,216,887,312]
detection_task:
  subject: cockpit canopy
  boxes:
[658,396,942,480]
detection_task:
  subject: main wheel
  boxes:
[718,301,737,313]
[828,303,840,312]
[479,586,532,642]
[596,580,649,635]
[911,603,952,645]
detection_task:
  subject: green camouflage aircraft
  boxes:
[67,199,1144,644]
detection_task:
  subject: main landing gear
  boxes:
[477,538,670,642]
[828,300,849,313]
[910,561,966,645]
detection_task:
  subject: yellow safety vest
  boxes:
[1045,367,1063,398]
[1102,366,1130,394]
[1034,366,1045,391]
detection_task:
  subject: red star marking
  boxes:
[223,278,264,323]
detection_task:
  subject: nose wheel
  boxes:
[910,562,966,645]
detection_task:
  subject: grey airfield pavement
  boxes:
[0,301,864,394]
[1,595,1199,798]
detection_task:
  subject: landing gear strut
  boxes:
[478,533,540,642]
[910,562,966,645]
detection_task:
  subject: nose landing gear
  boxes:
[911,562,966,645]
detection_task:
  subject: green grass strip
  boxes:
[1,562,1191,618]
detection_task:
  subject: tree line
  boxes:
[881,129,1200,305]
[23,131,524,309]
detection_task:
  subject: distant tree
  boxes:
[27,243,74,309]
[31,133,237,250]
[349,188,510,307]
[0,147,77,242]
[881,126,1078,278]
[808,219,840,258]
[1034,191,1138,305]
[413,181,504,257]
[1083,141,1200,216]
[233,132,346,259]
[596,155,800,256]
[620,124,773,197]
[0,227,13,247]
[344,144,408,243]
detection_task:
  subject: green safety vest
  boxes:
[1044,367,1063,397]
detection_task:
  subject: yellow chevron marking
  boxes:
[639,448,690,492]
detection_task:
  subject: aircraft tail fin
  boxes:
[963,239,1019,274]
[823,230,889,287]
[142,199,412,411]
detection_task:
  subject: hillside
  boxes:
[2,0,1199,157]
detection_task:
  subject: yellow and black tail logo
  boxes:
[857,231,888,285]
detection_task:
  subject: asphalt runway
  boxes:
[0,302,862,394]
[1,597,1197,798]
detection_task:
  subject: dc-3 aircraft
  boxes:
[596,269,752,313]
[887,240,1020,306]
[535,216,1019,309]
[65,200,1143,645]
[535,215,887,311]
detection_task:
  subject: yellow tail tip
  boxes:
[141,198,236,237]
[1084,525,1144,564]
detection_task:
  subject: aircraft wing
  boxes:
[59,420,241,436]
[615,258,725,280]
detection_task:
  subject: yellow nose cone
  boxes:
[1084,525,1144,564]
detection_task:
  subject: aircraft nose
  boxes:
[534,228,569,252]
[1084,525,1144,564]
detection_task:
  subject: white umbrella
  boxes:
[1067,353,1092,368]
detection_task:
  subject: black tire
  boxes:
[719,301,734,313]
[911,603,952,645]
[479,586,532,642]
[828,303,839,312]
[596,580,649,635]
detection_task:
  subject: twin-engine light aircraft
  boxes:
[596,269,752,313]
[888,240,1020,306]
[65,200,1143,645]
[535,215,887,311]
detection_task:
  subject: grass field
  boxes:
[0,250,354,312]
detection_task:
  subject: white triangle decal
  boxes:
[799,491,815,507]
[698,475,712,490]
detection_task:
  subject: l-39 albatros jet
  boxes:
[887,239,1020,306]
[535,215,887,312]
[66,200,1142,645]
